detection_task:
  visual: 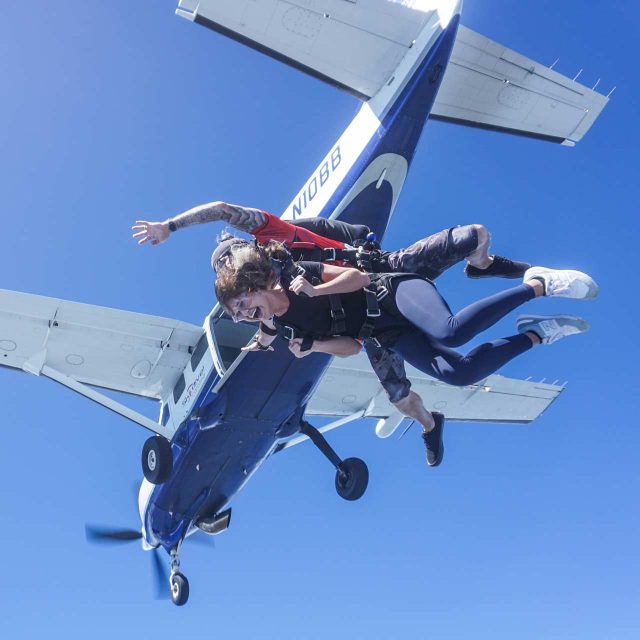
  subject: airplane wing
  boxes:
[176,1,608,145]
[0,288,203,401]
[277,351,563,449]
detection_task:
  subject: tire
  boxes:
[141,435,173,484]
[335,457,369,501]
[170,572,189,606]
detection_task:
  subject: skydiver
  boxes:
[213,240,597,467]
[132,201,531,460]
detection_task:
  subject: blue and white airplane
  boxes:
[0,1,608,605]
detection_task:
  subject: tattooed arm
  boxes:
[132,201,267,246]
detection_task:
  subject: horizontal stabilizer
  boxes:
[176,0,447,100]
[176,2,607,144]
[431,26,609,145]
[307,352,562,423]
[0,289,203,400]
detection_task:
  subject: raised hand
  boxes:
[132,220,170,246]
[288,338,313,358]
[289,275,316,297]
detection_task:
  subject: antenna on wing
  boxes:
[592,78,601,91]
[573,68,583,81]
[549,58,560,70]
[607,85,617,98]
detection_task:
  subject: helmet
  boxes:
[211,236,249,272]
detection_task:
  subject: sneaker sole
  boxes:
[517,314,590,336]
[524,267,599,300]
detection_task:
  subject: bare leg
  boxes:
[393,390,435,433]
[466,224,493,269]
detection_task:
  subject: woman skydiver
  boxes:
[213,241,598,468]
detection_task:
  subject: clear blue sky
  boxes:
[1,1,638,638]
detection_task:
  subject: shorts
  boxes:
[364,340,411,404]
[386,225,479,281]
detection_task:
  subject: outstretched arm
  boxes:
[132,201,268,246]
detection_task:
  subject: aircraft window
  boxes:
[208,309,258,371]
[173,373,186,404]
[161,404,170,427]
[190,333,209,371]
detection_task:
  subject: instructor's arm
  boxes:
[132,201,267,246]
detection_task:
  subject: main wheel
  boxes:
[335,457,369,501]
[170,572,189,606]
[141,435,173,484]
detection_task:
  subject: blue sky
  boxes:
[1,1,638,638]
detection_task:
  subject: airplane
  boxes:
[0,1,608,606]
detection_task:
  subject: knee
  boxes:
[393,390,418,414]
[441,366,481,387]
[434,333,467,348]
[472,224,490,249]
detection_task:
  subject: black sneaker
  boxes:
[422,412,445,467]
[465,255,531,279]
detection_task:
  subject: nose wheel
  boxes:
[169,549,189,606]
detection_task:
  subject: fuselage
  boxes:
[142,6,462,553]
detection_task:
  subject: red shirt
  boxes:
[253,212,346,250]
[252,212,351,266]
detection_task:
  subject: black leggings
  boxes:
[390,279,536,386]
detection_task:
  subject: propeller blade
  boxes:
[85,525,142,544]
[151,549,169,599]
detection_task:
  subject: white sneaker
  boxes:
[517,314,589,344]
[524,266,599,300]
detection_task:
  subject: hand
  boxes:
[288,338,313,358]
[132,220,171,246]
[289,275,316,297]
[241,338,274,352]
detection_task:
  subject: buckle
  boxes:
[330,308,346,321]
[324,247,337,262]
[376,287,389,301]
[282,326,295,341]
[366,307,381,318]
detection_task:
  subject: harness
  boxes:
[273,266,411,351]
[287,241,389,272]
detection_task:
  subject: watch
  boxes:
[168,221,177,233]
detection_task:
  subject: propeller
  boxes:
[85,524,169,599]
[85,525,142,544]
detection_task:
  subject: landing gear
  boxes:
[335,457,369,501]
[169,548,189,606]
[170,573,189,606]
[299,420,369,501]
[141,435,173,484]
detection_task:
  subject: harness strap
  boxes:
[328,294,346,334]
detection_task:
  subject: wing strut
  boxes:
[39,365,173,439]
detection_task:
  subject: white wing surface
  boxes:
[307,352,562,423]
[0,289,203,400]
[176,0,450,99]
[431,26,609,146]
[176,1,608,144]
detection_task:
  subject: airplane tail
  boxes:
[176,0,608,240]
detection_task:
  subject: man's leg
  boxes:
[386,224,530,280]
[364,341,444,467]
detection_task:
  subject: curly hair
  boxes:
[214,240,290,308]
